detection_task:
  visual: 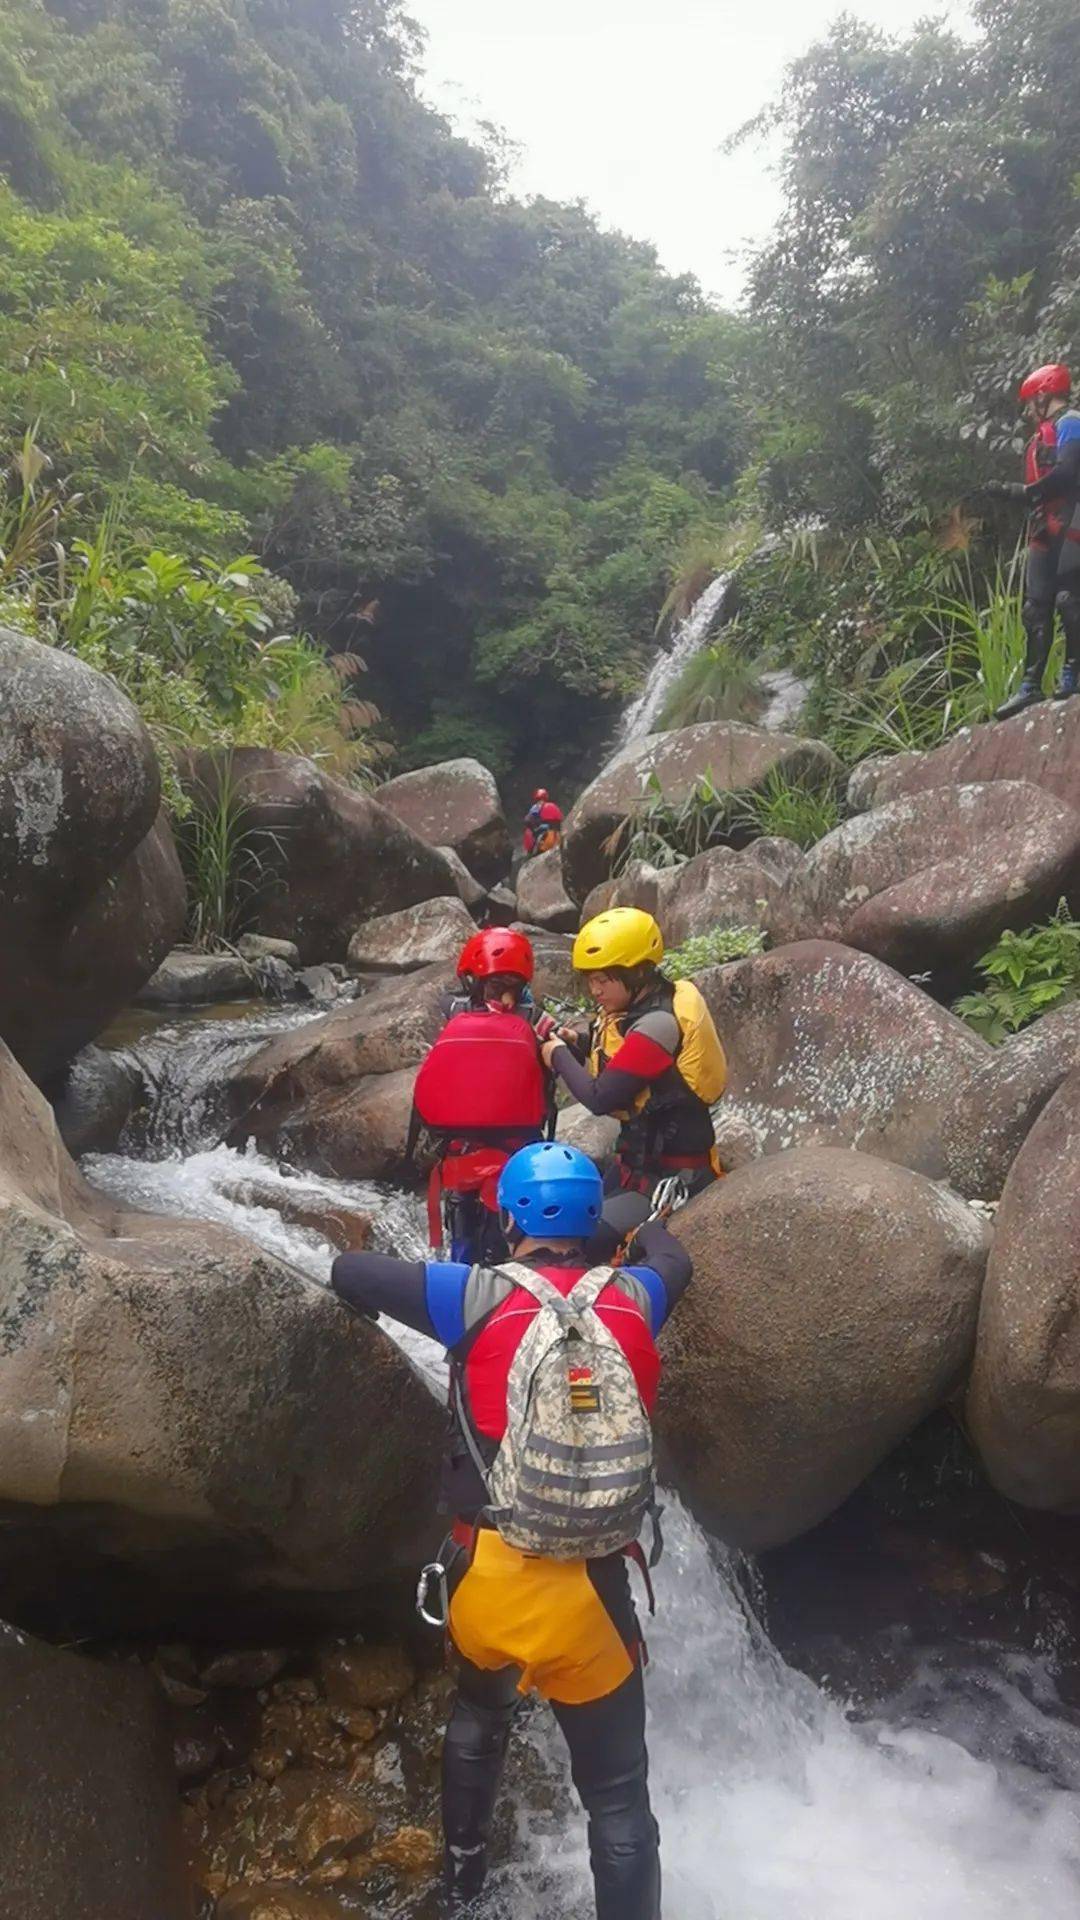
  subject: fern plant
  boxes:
[954,902,1080,1044]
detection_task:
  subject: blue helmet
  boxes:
[497,1141,603,1240]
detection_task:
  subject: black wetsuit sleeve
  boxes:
[1027,436,1080,503]
[634,1218,693,1310]
[331,1252,434,1337]
[548,1042,648,1116]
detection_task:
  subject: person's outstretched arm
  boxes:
[332,1251,470,1340]
[545,1007,680,1116]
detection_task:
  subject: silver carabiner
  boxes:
[650,1174,689,1221]
[416,1560,450,1629]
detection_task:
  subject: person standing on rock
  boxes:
[331,1140,692,1919]
[540,907,727,1198]
[409,928,561,1264]
[987,363,1080,719]
[522,787,564,857]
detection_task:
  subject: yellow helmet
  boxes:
[573,907,665,972]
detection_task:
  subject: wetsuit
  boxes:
[332,1199,690,1920]
[1021,409,1080,681]
[548,978,724,1195]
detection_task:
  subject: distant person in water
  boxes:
[984,363,1080,719]
[522,787,563,857]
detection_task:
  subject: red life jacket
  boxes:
[414,1008,547,1136]
[1026,418,1070,542]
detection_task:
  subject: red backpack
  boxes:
[413,1009,547,1135]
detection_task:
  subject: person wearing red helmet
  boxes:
[522,786,564,857]
[409,927,561,1264]
[987,363,1080,718]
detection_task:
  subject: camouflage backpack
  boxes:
[454,1261,657,1562]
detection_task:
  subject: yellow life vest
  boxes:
[589,979,727,1118]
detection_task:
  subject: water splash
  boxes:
[616,572,734,747]
[494,1501,1080,1918]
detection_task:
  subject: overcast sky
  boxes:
[408,0,971,307]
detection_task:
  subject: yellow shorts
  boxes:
[447,1529,638,1707]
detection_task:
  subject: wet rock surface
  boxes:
[139,951,257,1007]
[0,1035,443,1629]
[658,1147,990,1550]
[174,1633,444,1919]
[0,1620,190,1920]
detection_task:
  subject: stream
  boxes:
[82,1002,1080,1916]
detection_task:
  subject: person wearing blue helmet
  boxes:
[331,1139,693,1919]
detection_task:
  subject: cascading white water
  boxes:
[81,1009,1080,1916]
[497,1501,1080,1917]
[616,571,734,747]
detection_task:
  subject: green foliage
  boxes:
[731,768,840,849]
[954,903,1080,1044]
[658,642,763,729]
[660,924,767,980]
[177,756,279,950]
[0,0,749,789]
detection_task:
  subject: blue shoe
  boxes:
[1054,662,1079,700]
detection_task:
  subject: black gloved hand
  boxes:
[585,1189,652,1265]
[980,479,1027,502]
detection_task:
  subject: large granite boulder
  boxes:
[346,896,475,976]
[266,1064,420,1182]
[776,781,1080,976]
[967,1067,1080,1508]
[377,757,510,887]
[0,1623,191,1919]
[848,696,1080,815]
[658,1148,989,1549]
[226,966,449,1149]
[516,848,578,933]
[661,843,793,948]
[939,998,1080,1200]
[698,941,989,1184]
[0,1038,443,1628]
[137,949,255,1007]
[560,721,841,903]
[0,630,184,1080]
[179,749,455,964]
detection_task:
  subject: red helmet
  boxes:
[457,927,534,984]
[1019,363,1071,402]
[533,788,549,802]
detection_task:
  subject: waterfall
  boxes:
[80,1007,1080,1917]
[616,571,735,747]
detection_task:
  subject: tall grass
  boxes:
[828,541,1057,761]
[610,764,839,872]
[657,640,764,729]
[731,768,840,848]
[177,758,282,950]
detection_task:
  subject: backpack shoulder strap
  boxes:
[497,1260,573,1317]
[566,1264,620,1313]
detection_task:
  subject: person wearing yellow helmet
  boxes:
[540,907,728,1196]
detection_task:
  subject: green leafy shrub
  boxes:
[660,924,767,979]
[954,903,1080,1044]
